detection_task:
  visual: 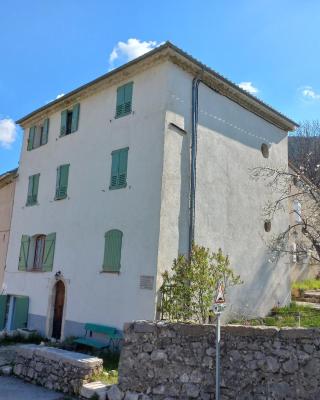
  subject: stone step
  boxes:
[296,301,320,310]
[304,290,320,298]
[0,365,13,376]
[80,381,109,400]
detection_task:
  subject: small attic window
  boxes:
[261,143,269,158]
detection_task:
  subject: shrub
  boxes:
[160,244,242,323]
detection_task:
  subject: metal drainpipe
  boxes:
[189,77,218,256]
[189,77,201,256]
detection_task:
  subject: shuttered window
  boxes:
[27,119,49,151]
[115,82,133,118]
[26,174,40,206]
[60,103,80,136]
[18,233,56,272]
[110,148,128,190]
[55,164,70,200]
[103,230,123,272]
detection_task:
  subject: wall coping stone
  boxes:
[125,321,320,339]
[15,344,102,369]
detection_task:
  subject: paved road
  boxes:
[0,376,70,400]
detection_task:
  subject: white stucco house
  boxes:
[1,42,297,339]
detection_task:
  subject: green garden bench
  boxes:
[74,323,123,350]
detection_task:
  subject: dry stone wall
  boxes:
[13,344,103,395]
[117,321,320,400]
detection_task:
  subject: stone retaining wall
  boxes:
[118,321,320,400]
[13,344,103,395]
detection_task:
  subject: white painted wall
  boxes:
[5,59,292,335]
[157,64,291,320]
[5,62,170,334]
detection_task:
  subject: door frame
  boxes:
[46,277,68,340]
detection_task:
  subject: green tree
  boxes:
[160,244,242,323]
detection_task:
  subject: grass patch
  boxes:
[56,339,120,386]
[292,279,320,291]
[229,302,320,328]
[90,350,120,385]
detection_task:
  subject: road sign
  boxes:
[214,281,225,304]
[213,280,226,400]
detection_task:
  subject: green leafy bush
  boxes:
[160,244,242,323]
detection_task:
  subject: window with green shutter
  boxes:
[115,82,133,118]
[60,103,80,136]
[18,235,30,271]
[27,119,49,150]
[110,148,128,190]
[103,230,123,272]
[18,233,56,272]
[26,174,40,206]
[55,164,70,200]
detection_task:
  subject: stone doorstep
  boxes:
[80,381,110,399]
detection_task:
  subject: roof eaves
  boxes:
[16,41,298,131]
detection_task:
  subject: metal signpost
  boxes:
[213,281,226,400]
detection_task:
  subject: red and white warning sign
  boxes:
[214,281,225,304]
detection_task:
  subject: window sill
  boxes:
[100,270,120,275]
[27,142,48,151]
[26,202,38,207]
[19,269,47,273]
[54,195,67,201]
[115,111,132,119]
[109,184,127,190]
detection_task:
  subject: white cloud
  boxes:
[301,86,320,100]
[109,38,162,68]
[0,118,17,149]
[238,81,259,95]
[56,93,65,99]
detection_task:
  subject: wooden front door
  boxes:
[52,281,65,340]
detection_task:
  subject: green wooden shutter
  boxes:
[103,230,123,272]
[55,165,69,199]
[110,151,120,189]
[42,118,49,145]
[42,233,56,271]
[27,126,36,150]
[27,174,39,205]
[110,148,128,189]
[60,110,68,136]
[71,103,80,133]
[0,295,8,330]
[32,174,40,203]
[116,86,125,118]
[27,176,33,205]
[18,235,30,271]
[118,148,128,187]
[12,296,29,330]
[124,82,133,115]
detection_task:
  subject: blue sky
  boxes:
[1,0,320,174]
